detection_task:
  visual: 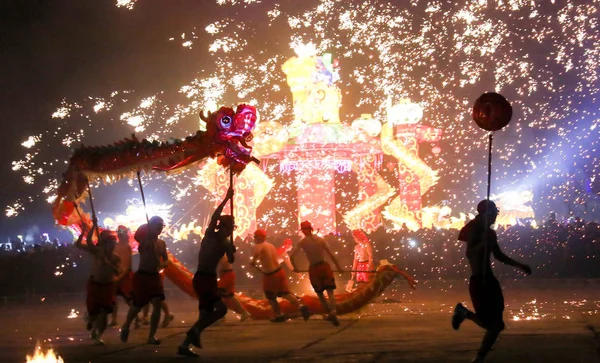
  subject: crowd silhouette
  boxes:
[1,218,598,298]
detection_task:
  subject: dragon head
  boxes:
[201,104,259,172]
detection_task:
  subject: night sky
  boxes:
[1,0,599,238]
[0,1,219,235]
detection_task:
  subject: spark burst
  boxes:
[8,0,600,229]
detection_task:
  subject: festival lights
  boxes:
[6,0,600,236]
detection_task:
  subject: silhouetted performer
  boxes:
[452,200,532,363]
[177,187,236,357]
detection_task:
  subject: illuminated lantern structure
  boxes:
[380,99,442,230]
[199,47,442,235]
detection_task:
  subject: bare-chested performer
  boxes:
[76,219,124,345]
[217,254,250,321]
[110,225,137,327]
[346,230,374,292]
[120,216,168,345]
[452,200,532,363]
[250,229,310,322]
[290,221,343,326]
[177,187,236,357]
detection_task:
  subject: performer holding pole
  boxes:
[75,218,124,346]
[177,187,236,357]
[250,229,310,322]
[290,221,343,326]
[119,215,169,345]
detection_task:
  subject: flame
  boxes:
[26,345,64,363]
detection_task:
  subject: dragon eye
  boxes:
[219,115,232,129]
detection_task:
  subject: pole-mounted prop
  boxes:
[86,179,101,240]
[472,92,513,281]
[229,167,235,247]
[137,171,150,224]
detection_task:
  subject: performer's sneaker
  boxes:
[119,328,129,343]
[93,338,106,346]
[177,346,199,358]
[300,305,311,321]
[326,314,340,327]
[147,336,161,345]
[90,329,98,340]
[161,313,174,328]
[452,303,468,330]
[270,315,287,323]
[186,330,202,349]
[239,313,251,322]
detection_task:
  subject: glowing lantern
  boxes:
[388,99,423,125]
[432,145,441,155]
[351,113,382,137]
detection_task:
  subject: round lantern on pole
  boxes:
[472,92,512,132]
[472,92,513,281]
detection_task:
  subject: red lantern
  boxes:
[472,92,512,131]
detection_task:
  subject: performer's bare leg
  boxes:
[316,292,330,314]
[224,295,250,321]
[141,304,150,325]
[111,298,133,326]
[453,304,500,362]
[147,297,162,344]
[267,297,283,318]
[93,310,109,345]
[475,329,501,361]
[88,314,98,340]
[281,293,302,309]
[281,293,310,321]
[120,304,142,342]
[326,288,337,316]
[110,302,119,326]
[179,300,228,349]
[161,300,174,327]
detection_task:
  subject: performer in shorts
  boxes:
[346,230,374,292]
[139,271,175,328]
[120,216,168,345]
[290,221,344,326]
[452,200,532,363]
[110,225,137,327]
[177,187,236,357]
[250,229,310,322]
[217,254,250,321]
[76,219,125,345]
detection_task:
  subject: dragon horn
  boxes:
[199,110,212,122]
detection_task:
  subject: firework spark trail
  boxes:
[8,0,600,230]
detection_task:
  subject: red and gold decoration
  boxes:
[165,258,416,319]
[196,50,443,234]
[381,99,442,230]
[52,104,258,233]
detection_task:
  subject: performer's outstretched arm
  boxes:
[226,241,236,264]
[288,241,303,272]
[75,220,99,256]
[207,187,234,232]
[323,240,343,272]
[491,240,531,274]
